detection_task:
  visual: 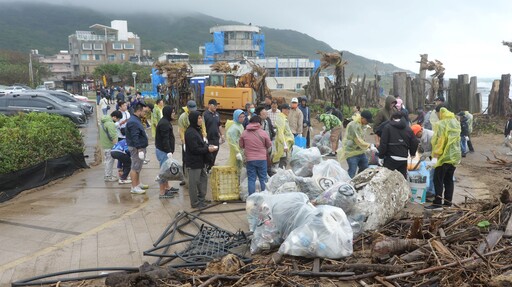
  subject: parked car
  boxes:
[36,85,48,90]
[43,91,93,116]
[0,93,87,125]
[17,91,86,115]
[56,90,89,102]
[0,86,27,94]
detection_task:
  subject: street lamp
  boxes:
[132,72,137,91]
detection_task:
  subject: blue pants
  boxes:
[460,137,467,154]
[246,160,267,195]
[346,153,369,178]
[155,148,168,167]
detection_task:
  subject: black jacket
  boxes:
[460,117,469,137]
[185,111,210,169]
[505,119,512,137]
[378,118,418,159]
[155,106,175,153]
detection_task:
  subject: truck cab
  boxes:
[204,73,254,111]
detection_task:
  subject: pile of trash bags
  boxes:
[244,145,411,259]
[246,192,353,259]
[311,132,332,155]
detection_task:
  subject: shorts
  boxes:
[329,126,342,142]
[128,146,145,172]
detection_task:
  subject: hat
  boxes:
[208,99,218,106]
[411,124,422,136]
[187,100,197,111]
[360,110,373,123]
[457,111,465,117]
[280,103,290,110]
[291,97,298,103]
[434,96,445,102]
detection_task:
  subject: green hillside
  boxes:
[0,2,411,77]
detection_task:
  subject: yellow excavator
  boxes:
[203,72,255,112]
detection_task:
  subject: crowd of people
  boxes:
[98,90,477,210]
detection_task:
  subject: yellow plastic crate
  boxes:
[211,166,240,201]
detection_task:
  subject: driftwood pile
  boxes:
[154,61,193,108]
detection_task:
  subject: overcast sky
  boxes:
[9,0,512,78]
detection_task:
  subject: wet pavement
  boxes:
[0,105,491,286]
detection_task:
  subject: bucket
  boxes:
[409,182,427,204]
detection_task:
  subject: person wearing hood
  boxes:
[239,115,272,195]
[185,111,218,208]
[427,106,461,210]
[338,111,374,178]
[299,97,311,147]
[378,111,419,178]
[178,100,206,185]
[155,105,178,198]
[99,112,119,182]
[373,95,397,134]
[226,109,246,168]
[273,104,295,169]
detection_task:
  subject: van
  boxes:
[43,81,55,89]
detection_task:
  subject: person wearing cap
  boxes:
[338,110,374,178]
[203,99,224,171]
[273,104,295,168]
[151,99,164,138]
[178,100,206,185]
[427,106,461,210]
[226,109,246,168]
[298,97,311,147]
[267,99,281,126]
[411,124,435,198]
[125,103,150,194]
[288,97,304,137]
[377,111,419,179]
[317,112,343,157]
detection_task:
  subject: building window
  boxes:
[113,43,123,50]
[82,43,92,50]
[120,53,125,60]
[80,54,89,60]
[124,43,134,50]
[276,84,284,89]
[296,83,302,90]
[108,54,115,61]
[93,43,103,50]
[94,54,101,61]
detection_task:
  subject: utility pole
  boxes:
[29,50,35,87]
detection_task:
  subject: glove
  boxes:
[183,145,186,152]
[378,158,384,166]
[431,158,438,165]
[167,152,173,159]
[508,135,511,140]
[370,144,378,152]
[203,137,208,144]
[138,151,145,160]
[465,136,469,141]
[236,153,243,161]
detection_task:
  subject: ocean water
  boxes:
[477,78,512,113]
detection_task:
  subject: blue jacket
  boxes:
[125,115,148,149]
[298,104,310,126]
[112,139,130,154]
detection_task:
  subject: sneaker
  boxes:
[326,152,337,157]
[138,183,149,189]
[104,176,118,182]
[425,204,443,211]
[179,181,186,186]
[166,187,179,193]
[118,179,132,184]
[159,191,175,199]
[155,175,161,182]
[130,186,146,194]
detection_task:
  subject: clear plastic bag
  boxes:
[157,157,184,183]
[312,159,351,183]
[265,169,297,193]
[290,146,322,177]
[295,176,334,199]
[278,205,353,259]
[240,176,262,202]
[311,132,332,155]
[312,181,357,213]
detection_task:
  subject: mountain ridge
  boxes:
[0,2,412,77]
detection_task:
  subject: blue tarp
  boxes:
[253,34,265,58]
[275,57,279,77]
[213,32,225,54]
[312,60,321,73]
[204,42,215,63]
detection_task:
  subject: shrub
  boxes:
[0,113,84,174]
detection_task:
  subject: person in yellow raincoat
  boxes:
[151,99,164,138]
[272,104,295,169]
[226,109,246,168]
[178,100,205,184]
[426,106,461,210]
[337,110,374,178]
